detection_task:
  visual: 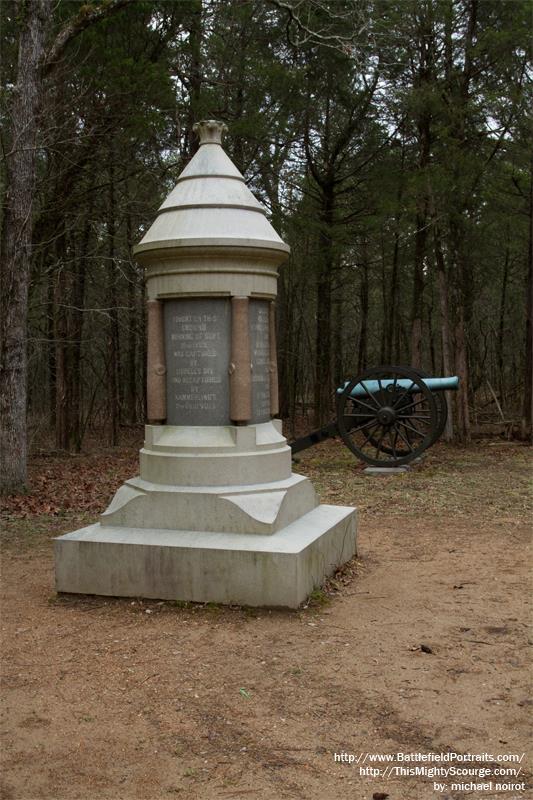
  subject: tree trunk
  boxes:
[313,186,334,427]
[411,121,430,368]
[449,212,472,443]
[107,157,120,446]
[443,0,478,443]
[410,5,433,368]
[47,266,56,429]
[379,234,388,364]
[68,215,90,450]
[386,142,405,364]
[125,213,138,424]
[54,231,68,450]
[314,272,332,426]
[0,0,50,493]
[410,205,427,368]
[522,153,533,442]
[333,287,343,386]
[427,298,436,374]
[358,241,369,373]
[434,228,454,441]
[388,230,401,364]
[497,242,509,406]
[454,302,471,442]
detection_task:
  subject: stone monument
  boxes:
[54,120,357,608]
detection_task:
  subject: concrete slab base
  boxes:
[363,466,411,475]
[54,505,357,609]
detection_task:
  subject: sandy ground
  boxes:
[0,439,531,800]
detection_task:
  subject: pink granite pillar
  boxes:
[269,301,279,417]
[230,296,252,423]
[146,299,166,423]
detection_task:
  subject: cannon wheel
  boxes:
[336,365,439,466]
[366,366,448,455]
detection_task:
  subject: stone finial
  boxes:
[193,119,228,146]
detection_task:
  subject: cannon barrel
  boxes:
[338,375,460,398]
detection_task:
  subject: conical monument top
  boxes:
[133,119,289,263]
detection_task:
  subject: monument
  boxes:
[54,120,357,608]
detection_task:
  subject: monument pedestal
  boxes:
[55,421,357,608]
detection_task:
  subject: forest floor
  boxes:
[0,434,531,800]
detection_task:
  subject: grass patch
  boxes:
[0,511,94,553]
[296,441,532,522]
[306,588,331,607]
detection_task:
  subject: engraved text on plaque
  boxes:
[164,299,231,425]
[250,300,271,423]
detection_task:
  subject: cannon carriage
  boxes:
[290,365,459,467]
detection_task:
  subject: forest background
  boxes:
[1,0,531,493]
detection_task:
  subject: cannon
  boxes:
[290,365,460,467]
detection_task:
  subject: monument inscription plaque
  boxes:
[164,298,231,425]
[250,300,271,423]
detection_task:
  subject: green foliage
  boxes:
[307,588,331,607]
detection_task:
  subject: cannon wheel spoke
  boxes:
[346,422,381,454]
[391,382,415,410]
[359,381,381,410]
[399,419,425,438]
[397,397,427,413]
[399,414,431,431]
[360,422,380,445]
[348,397,380,414]
[388,429,398,461]
[374,427,386,458]
[347,418,379,435]
[393,423,414,452]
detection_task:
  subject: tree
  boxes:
[1,0,50,493]
[0,0,137,492]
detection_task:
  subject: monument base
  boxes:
[54,505,357,609]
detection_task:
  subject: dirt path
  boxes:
[1,441,531,800]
